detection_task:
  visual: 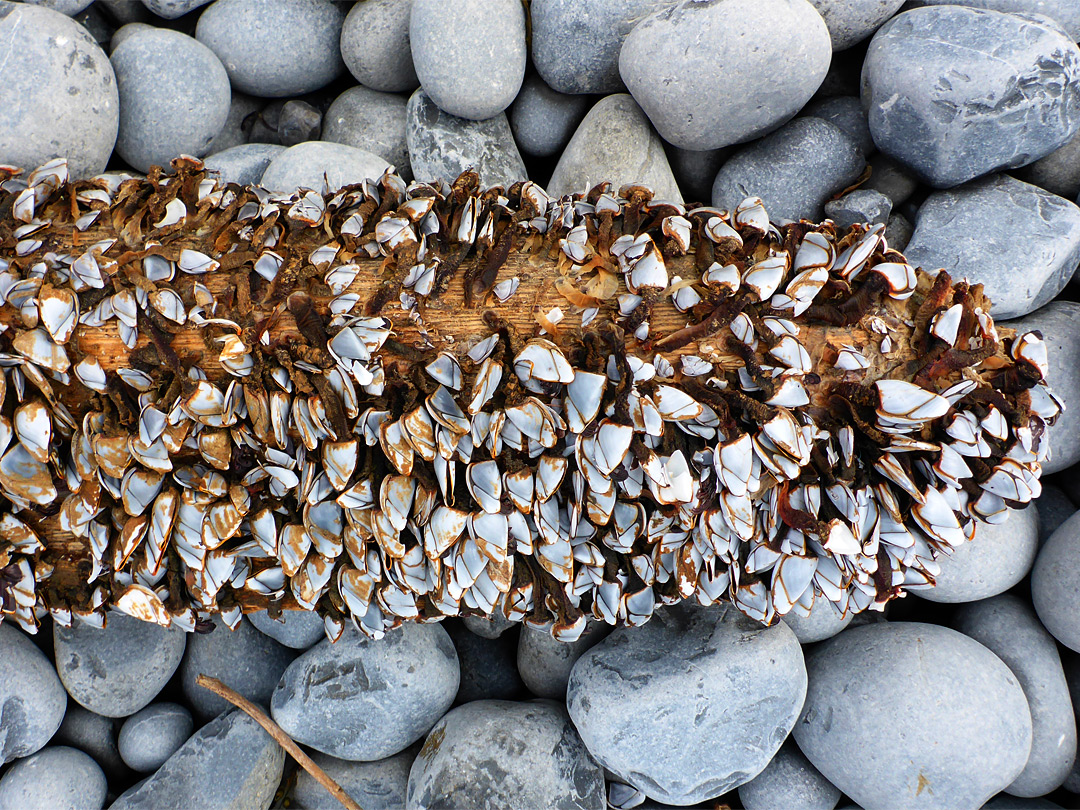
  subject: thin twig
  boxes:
[195,674,364,810]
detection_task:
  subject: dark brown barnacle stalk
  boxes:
[0,156,1057,643]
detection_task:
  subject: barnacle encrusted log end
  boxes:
[0,156,1058,642]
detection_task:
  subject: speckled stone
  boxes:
[804,95,874,157]
[0,625,67,765]
[807,0,905,50]
[905,0,1080,41]
[0,746,106,810]
[260,141,391,194]
[204,91,261,155]
[340,0,419,92]
[22,0,94,14]
[118,703,194,773]
[323,86,410,178]
[54,706,125,779]
[203,143,285,186]
[782,596,854,645]
[110,21,154,53]
[508,73,591,159]
[0,3,119,179]
[738,741,842,810]
[1032,510,1080,653]
[516,621,609,700]
[248,608,326,650]
[825,189,892,229]
[292,748,416,810]
[140,0,211,18]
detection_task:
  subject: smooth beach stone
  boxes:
[195,0,345,97]
[54,612,186,719]
[1036,487,1074,543]
[782,596,854,644]
[260,141,391,194]
[905,0,1080,41]
[110,21,154,53]
[406,700,605,810]
[804,95,875,157]
[271,622,459,761]
[917,507,1039,604]
[0,624,67,765]
[508,73,591,158]
[824,189,892,229]
[23,0,94,14]
[323,86,410,178]
[461,609,516,639]
[0,746,106,810]
[109,711,284,810]
[620,0,832,151]
[444,622,524,704]
[1032,510,1080,653]
[567,603,807,805]
[205,91,262,155]
[861,7,1080,188]
[203,143,285,186]
[54,706,125,778]
[953,595,1076,797]
[738,741,842,810]
[248,608,326,650]
[276,100,322,147]
[410,0,525,121]
[904,174,1080,319]
[111,27,230,172]
[1001,302,1080,474]
[292,748,415,810]
[118,703,194,773]
[795,622,1033,810]
[547,94,682,202]
[712,116,865,221]
[406,89,527,190]
[864,152,919,206]
[883,212,913,252]
[806,0,905,50]
[516,621,610,700]
[530,0,678,95]
[340,0,419,93]
[1014,128,1080,201]
[667,145,731,206]
[0,3,118,179]
[140,0,212,18]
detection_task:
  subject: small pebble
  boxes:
[737,740,842,810]
[275,100,323,147]
[807,0,905,50]
[862,6,1080,187]
[516,621,609,700]
[110,21,154,53]
[864,152,919,206]
[23,0,94,14]
[547,94,682,202]
[667,145,732,206]
[1032,510,1080,653]
[410,0,525,121]
[118,703,194,773]
[109,711,284,810]
[0,624,67,765]
[260,141,391,194]
[782,595,854,644]
[825,189,893,229]
[0,3,118,179]
[54,612,186,719]
[795,622,1033,810]
[1036,487,1074,543]
[292,748,415,810]
[0,746,107,810]
[905,0,1080,41]
[111,27,231,172]
[804,95,875,157]
[54,706,125,779]
[904,174,1080,319]
[140,0,211,18]
[443,621,524,704]
[508,73,591,159]
[340,0,419,93]
[620,0,832,151]
[406,89,527,190]
[407,700,605,810]
[323,86,410,179]
[461,609,515,639]
[712,117,865,221]
[568,603,807,805]
[248,608,326,650]
[1014,127,1080,201]
[271,622,459,761]
[204,91,262,155]
[195,0,345,97]
[883,211,913,251]
[953,595,1076,797]
[917,507,1039,604]
[203,143,284,185]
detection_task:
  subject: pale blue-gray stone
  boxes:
[516,621,609,700]
[795,622,1033,810]
[260,141,391,194]
[806,0,905,50]
[323,86,410,179]
[204,143,284,186]
[781,596,853,644]
[22,0,94,14]
[118,703,193,773]
[861,7,1080,188]
[884,212,913,252]
[54,706,125,779]
[805,95,874,156]
[738,741,842,810]
[864,152,919,206]
[110,22,154,53]
[340,0,419,93]
[0,624,67,765]
[1015,128,1080,201]
[248,608,326,650]
[1032,510,1080,653]
[292,748,416,810]
[509,73,591,158]
[905,0,1080,41]
[824,189,892,229]
[462,609,515,639]
[567,603,807,805]
[0,747,106,810]
[140,0,212,18]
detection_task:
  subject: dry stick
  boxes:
[195,674,364,810]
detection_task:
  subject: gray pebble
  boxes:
[953,595,1076,797]
[109,710,284,810]
[667,145,732,206]
[260,141,391,194]
[406,700,605,810]
[1000,302,1080,474]
[903,174,1080,319]
[195,0,345,97]
[805,95,875,157]
[883,212,913,252]
[905,0,1080,41]
[110,21,154,53]
[1032,510,1080,653]
[140,0,212,19]
[0,746,106,810]
[204,143,285,186]
[1013,127,1080,201]
[118,703,194,773]
[861,7,1080,188]
[410,0,525,121]
[340,0,418,93]
[825,189,893,229]
[795,622,1032,810]
[547,94,682,202]
[248,608,326,650]
[180,616,295,720]
[0,624,67,765]
[271,623,459,761]
[738,740,842,810]
[508,73,591,159]
[530,0,677,95]
[292,748,415,810]
[23,0,94,14]
[568,603,807,805]
[1036,487,1074,544]
[277,100,323,147]
[444,622,524,704]
[918,507,1039,604]
[111,27,230,172]
[54,612,185,719]
[54,706,125,779]
[782,596,854,644]
[621,0,831,151]
[516,621,609,700]
[864,152,919,207]
[406,89,527,190]
[205,91,263,155]
[99,0,152,24]
[0,3,118,179]
[461,609,515,639]
[712,117,865,221]
[807,0,904,50]
[323,86,410,179]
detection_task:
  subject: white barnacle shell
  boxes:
[178,249,219,275]
[514,339,574,385]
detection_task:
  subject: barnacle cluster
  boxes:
[0,157,1057,642]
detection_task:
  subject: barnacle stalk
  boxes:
[0,157,1056,642]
